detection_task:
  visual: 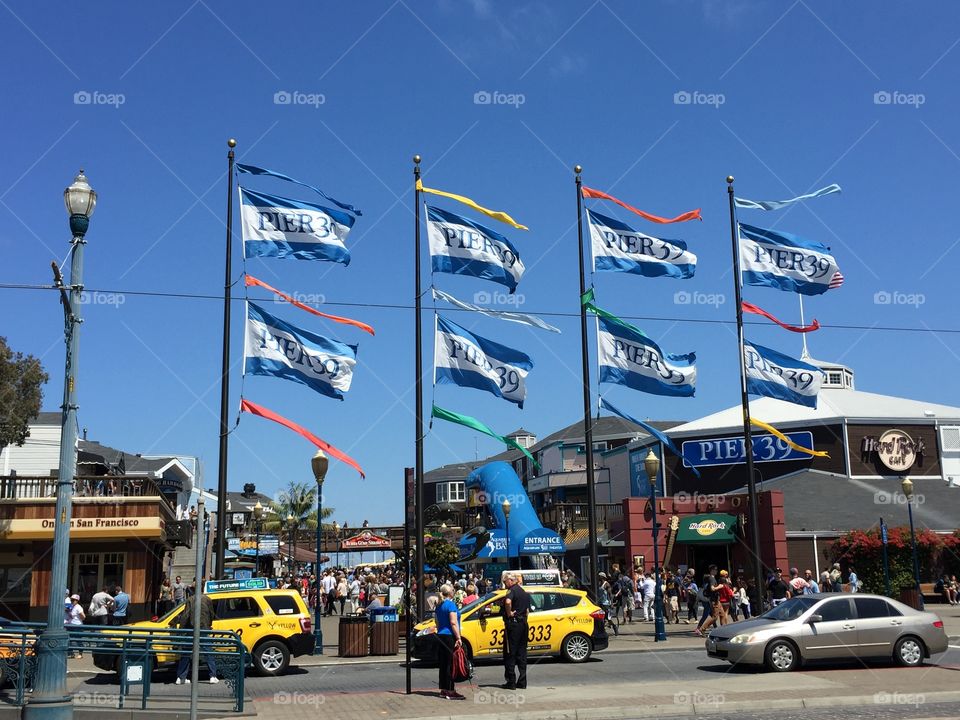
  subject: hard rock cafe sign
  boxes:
[874,429,920,472]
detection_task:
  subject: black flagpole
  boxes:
[215,138,236,578]
[575,165,600,600]
[727,175,765,600]
[413,155,426,625]
[403,467,413,694]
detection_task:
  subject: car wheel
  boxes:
[560,632,592,663]
[254,640,290,676]
[764,639,799,672]
[894,636,924,667]
[462,640,475,678]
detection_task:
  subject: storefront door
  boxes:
[684,545,730,579]
[71,552,126,607]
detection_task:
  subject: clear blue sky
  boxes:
[3,1,959,525]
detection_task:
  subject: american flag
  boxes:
[828,271,844,289]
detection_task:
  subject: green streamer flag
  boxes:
[580,288,647,337]
[431,404,540,470]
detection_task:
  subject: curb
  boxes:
[390,690,960,720]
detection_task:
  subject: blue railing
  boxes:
[0,623,246,711]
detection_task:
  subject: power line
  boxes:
[1,281,958,335]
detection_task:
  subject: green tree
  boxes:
[425,538,460,576]
[0,337,49,458]
[264,480,334,532]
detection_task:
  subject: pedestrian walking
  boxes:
[641,572,656,622]
[158,578,173,616]
[681,570,699,623]
[597,573,618,636]
[500,572,530,690]
[175,591,219,684]
[65,594,85,658]
[435,584,465,700]
[172,575,187,606]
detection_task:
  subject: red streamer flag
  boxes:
[240,398,365,478]
[581,186,702,224]
[742,301,821,333]
[245,275,375,336]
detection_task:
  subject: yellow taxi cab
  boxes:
[92,582,315,676]
[412,586,608,665]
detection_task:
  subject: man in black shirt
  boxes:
[768,568,792,606]
[500,573,530,690]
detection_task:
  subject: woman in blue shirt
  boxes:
[435,583,464,699]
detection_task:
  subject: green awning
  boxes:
[675,514,737,544]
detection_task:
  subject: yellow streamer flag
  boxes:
[750,417,829,458]
[416,179,528,230]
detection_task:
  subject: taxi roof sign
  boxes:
[205,577,268,594]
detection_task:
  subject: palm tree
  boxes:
[264,481,335,533]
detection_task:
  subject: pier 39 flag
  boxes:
[434,315,532,407]
[426,205,524,292]
[240,187,355,264]
[739,223,840,296]
[744,339,823,408]
[598,317,696,397]
[245,302,357,401]
[588,209,696,279]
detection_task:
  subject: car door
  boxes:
[854,597,901,656]
[470,596,506,657]
[799,597,858,660]
[527,591,574,654]
[211,595,263,651]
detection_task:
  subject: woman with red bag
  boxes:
[435,583,465,700]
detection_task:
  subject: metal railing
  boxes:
[0,623,246,711]
[539,502,624,532]
[0,475,164,500]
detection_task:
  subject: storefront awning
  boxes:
[675,514,737,544]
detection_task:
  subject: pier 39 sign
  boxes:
[682,431,815,469]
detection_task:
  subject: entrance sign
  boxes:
[681,431,815,468]
[341,530,391,549]
[675,514,737,544]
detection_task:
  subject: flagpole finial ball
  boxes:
[227,138,237,148]
[726,175,735,184]
[413,154,421,164]
[574,165,582,174]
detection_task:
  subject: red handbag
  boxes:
[451,644,471,683]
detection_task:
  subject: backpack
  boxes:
[451,644,472,682]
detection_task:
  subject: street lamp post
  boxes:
[502,498,512,571]
[311,450,328,655]
[902,477,924,609]
[287,514,297,577]
[333,522,340,568]
[645,450,667,642]
[26,171,97,720]
[253,501,263,577]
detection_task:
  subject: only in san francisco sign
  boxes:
[682,431,815,468]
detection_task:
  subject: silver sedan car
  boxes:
[705,594,948,672]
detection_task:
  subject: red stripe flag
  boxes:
[245,275,375,336]
[581,186,702,224]
[828,271,844,289]
[742,301,820,333]
[240,398,365,478]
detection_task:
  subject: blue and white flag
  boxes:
[597,317,696,397]
[744,339,823,408]
[588,209,696,279]
[426,205,524,292]
[434,315,533,407]
[739,223,840,296]
[432,288,561,334]
[237,163,361,216]
[244,302,358,401]
[240,187,355,264]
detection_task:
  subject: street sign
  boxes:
[205,577,268,593]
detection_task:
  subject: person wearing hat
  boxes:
[65,594,85,658]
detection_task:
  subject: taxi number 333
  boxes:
[490,625,551,645]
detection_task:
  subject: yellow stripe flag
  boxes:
[750,417,829,458]
[416,179,528,230]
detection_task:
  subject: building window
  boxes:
[72,551,126,604]
[828,372,842,386]
[436,481,465,503]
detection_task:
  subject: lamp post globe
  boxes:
[645,450,667,642]
[310,450,328,654]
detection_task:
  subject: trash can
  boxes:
[899,587,922,611]
[368,607,399,656]
[339,615,369,657]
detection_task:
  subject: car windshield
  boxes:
[156,602,186,625]
[759,596,819,621]
[462,592,500,616]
